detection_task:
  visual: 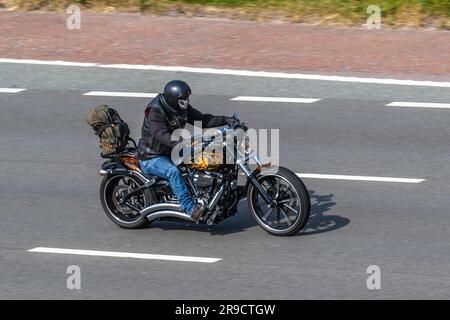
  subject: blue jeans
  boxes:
[139,156,197,215]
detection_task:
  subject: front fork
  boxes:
[237,152,277,207]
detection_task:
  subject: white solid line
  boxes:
[296,173,424,183]
[0,88,26,93]
[83,91,158,98]
[28,247,222,263]
[231,96,321,103]
[97,64,450,87]
[0,58,97,67]
[0,58,449,88]
[386,102,450,109]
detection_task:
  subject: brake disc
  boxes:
[112,184,138,215]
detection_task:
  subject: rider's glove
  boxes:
[224,116,234,126]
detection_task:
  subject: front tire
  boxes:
[100,173,156,229]
[247,166,310,236]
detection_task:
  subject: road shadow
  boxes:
[148,189,349,236]
[295,190,349,236]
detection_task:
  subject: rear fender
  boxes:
[100,161,151,184]
[100,160,127,175]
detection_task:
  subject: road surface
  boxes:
[1,61,450,299]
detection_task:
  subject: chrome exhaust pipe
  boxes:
[208,185,225,211]
[145,210,195,223]
[140,203,194,222]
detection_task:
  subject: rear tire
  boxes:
[247,166,310,236]
[100,173,156,229]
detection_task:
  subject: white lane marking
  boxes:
[1,58,449,88]
[386,101,450,109]
[83,91,158,98]
[0,59,97,67]
[240,172,424,183]
[0,88,26,93]
[28,247,221,263]
[231,96,320,103]
[296,173,424,183]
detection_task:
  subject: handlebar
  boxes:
[180,113,247,149]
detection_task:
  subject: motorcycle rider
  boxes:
[137,80,233,224]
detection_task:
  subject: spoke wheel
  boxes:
[248,167,310,236]
[100,174,156,229]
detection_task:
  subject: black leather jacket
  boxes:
[138,94,228,160]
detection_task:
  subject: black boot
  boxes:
[191,205,205,224]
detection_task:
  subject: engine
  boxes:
[192,171,217,206]
[193,171,216,188]
[192,170,239,224]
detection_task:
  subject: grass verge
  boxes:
[1,0,449,28]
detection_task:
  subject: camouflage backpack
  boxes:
[86,105,130,155]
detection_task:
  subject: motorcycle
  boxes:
[98,113,310,236]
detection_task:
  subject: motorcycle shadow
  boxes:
[149,201,254,236]
[148,190,349,236]
[295,190,350,237]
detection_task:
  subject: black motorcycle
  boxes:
[98,113,310,236]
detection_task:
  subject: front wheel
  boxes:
[247,166,310,236]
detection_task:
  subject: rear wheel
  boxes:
[247,166,310,236]
[100,173,156,229]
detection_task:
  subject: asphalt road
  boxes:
[1,62,450,299]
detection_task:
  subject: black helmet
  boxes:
[163,80,191,109]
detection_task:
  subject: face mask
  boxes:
[178,98,189,110]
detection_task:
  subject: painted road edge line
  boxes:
[231,96,321,103]
[28,247,222,263]
[83,91,158,98]
[296,173,425,183]
[386,102,450,109]
[0,59,97,67]
[0,88,26,93]
[0,58,449,88]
